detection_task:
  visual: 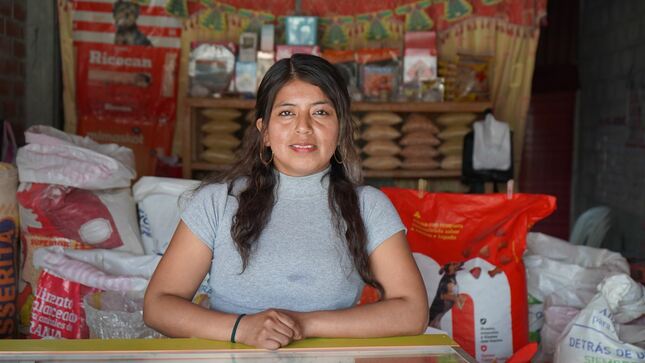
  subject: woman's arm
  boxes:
[292,231,429,338]
[144,221,302,349]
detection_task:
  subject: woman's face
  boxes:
[257,79,339,177]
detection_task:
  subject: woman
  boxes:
[144,54,428,350]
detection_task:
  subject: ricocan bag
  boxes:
[379,188,555,362]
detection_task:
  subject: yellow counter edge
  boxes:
[0,334,457,353]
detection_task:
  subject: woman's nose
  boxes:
[295,114,313,134]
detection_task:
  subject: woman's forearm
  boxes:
[295,296,428,338]
[143,293,236,341]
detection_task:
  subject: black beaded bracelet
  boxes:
[230,313,246,343]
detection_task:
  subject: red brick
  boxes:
[1,99,17,118]
[3,59,19,74]
[5,19,23,39]
[13,80,23,98]
[0,3,12,17]
[0,82,9,97]
[13,2,25,22]
[13,40,23,58]
[0,37,10,54]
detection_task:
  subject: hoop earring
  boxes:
[333,149,344,164]
[259,148,273,166]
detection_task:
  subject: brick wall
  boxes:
[0,0,26,137]
[576,0,645,259]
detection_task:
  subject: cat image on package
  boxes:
[113,0,152,46]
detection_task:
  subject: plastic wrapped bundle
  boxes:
[84,291,163,339]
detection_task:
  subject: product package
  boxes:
[366,189,556,362]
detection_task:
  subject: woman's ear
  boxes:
[256,118,269,146]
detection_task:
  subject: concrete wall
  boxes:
[576,0,645,259]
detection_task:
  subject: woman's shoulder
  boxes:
[355,185,392,207]
[186,177,249,200]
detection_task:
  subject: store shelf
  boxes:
[191,162,233,171]
[187,98,491,113]
[363,169,461,179]
[351,101,491,113]
[193,161,461,179]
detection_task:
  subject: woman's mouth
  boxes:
[289,144,317,153]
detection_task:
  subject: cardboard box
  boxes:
[256,51,275,88]
[235,61,257,94]
[286,16,318,46]
[261,24,275,52]
[275,45,321,60]
[403,31,437,84]
[239,32,258,62]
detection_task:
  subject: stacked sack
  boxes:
[399,113,441,170]
[199,108,242,165]
[360,112,402,171]
[436,112,477,170]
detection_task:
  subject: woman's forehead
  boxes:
[273,79,330,105]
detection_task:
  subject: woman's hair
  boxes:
[199,54,383,297]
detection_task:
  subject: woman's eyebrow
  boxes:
[275,100,331,107]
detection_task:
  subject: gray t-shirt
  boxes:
[181,168,405,314]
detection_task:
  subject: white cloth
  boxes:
[473,114,511,170]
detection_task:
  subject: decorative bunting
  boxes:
[236,8,275,34]
[320,16,354,50]
[198,1,235,34]
[356,10,395,42]
[481,0,504,5]
[165,0,188,17]
[395,0,433,32]
[436,0,473,22]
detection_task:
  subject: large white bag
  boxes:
[554,274,645,362]
[17,125,135,190]
[133,176,199,255]
[524,232,629,342]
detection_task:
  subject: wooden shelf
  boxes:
[187,98,491,113]
[191,162,233,171]
[193,162,461,179]
[351,101,491,113]
[363,169,461,179]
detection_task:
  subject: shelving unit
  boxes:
[183,97,492,179]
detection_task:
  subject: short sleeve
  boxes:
[358,186,406,255]
[180,183,228,250]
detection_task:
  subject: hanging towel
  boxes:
[473,113,511,170]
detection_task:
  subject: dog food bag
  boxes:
[380,188,556,362]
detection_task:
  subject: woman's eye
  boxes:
[278,110,294,116]
[313,109,330,116]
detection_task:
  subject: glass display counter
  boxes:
[0,334,476,362]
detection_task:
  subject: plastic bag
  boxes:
[378,188,556,363]
[524,232,629,349]
[554,274,645,362]
[132,176,199,255]
[16,125,135,190]
[84,291,163,339]
[29,270,99,339]
[33,247,153,293]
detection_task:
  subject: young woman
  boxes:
[144,54,428,350]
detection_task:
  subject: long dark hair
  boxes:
[199,54,383,297]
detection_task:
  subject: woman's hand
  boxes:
[235,309,304,350]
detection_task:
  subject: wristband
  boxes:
[230,313,246,343]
